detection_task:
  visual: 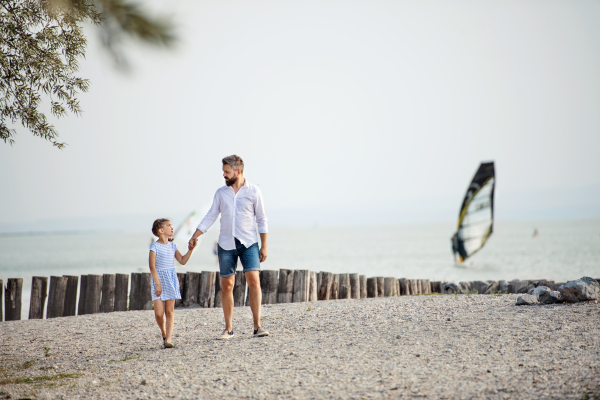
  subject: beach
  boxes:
[1,294,598,399]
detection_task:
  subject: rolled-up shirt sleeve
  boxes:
[197,191,221,233]
[254,188,268,234]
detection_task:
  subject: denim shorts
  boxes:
[218,238,261,277]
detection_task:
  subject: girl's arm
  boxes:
[175,246,194,266]
[149,251,162,296]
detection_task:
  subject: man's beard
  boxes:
[225,175,238,186]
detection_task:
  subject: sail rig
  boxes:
[454,162,495,262]
[173,211,204,246]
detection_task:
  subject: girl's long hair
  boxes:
[152,218,174,242]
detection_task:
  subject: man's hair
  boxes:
[222,155,244,172]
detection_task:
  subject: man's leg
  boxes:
[221,275,235,332]
[244,271,262,330]
[217,244,238,336]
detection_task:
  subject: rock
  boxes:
[516,294,538,305]
[560,277,600,303]
[141,380,147,385]
[483,281,499,294]
[538,289,563,304]
[442,282,461,294]
[526,280,555,294]
[508,280,529,294]
[459,282,472,293]
[471,281,490,294]
[528,286,549,297]
[498,280,508,293]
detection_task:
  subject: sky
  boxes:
[1,0,599,233]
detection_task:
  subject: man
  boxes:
[451,231,468,263]
[189,155,269,338]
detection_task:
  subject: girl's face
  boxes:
[160,221,174,237]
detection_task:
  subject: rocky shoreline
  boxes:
[1,294,599,399]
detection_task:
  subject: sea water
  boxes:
[1,219,599,319]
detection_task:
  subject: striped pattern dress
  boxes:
[149,241,182,301]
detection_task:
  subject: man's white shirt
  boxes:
[197,180,268,251]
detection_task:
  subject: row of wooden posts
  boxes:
[0,272,441,321]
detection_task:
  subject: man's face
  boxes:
[223,164,239,186]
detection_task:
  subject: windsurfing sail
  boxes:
[173,211,204,246]
[455,161,495,262]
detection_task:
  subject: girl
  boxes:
[150,218,196,348]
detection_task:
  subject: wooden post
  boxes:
[376,277,384,297]
[233,271,247,307]
[128,273,140,311]
[62,275,78,317]
[47,276,68,319]
[214,273,222,308]
[359,275,367,299]
[430,281,440,293]
[317,272,322,296]
[77,275,88,315]
[367,277,377,298]
[0,279,2,321]
[277,269,294,303]
[399,278,409,295]
[130,273,153,311]
[199,271,216,308]
[4,278,23,321]
[183,272,200,307]
[339,273,351,300]
[384,277,394,297]
[100,274,116,313]
[260,270,279,304]
[174,273,185,308]
[330,274,340,300]
[245,284,250,306]
[84,275,103,314]
[308,271,318,302]
[419,280,427,294]
[139,273,152,310]
[292,270,310,302]
[114,274,129,312]
[423,279,431,294]
[367,278,377,297]
[349,273,360,299]
[318,272,332,301]
[410,279,420,295]
[29,277,48,320]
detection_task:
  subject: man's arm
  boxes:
[259,232,267,262]
[255,189,268,262]
[190,191,221,247]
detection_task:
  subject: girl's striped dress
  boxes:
[149,241,182,301]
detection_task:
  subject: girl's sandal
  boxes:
[164,342,174,348]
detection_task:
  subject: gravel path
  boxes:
[1,294,599,399]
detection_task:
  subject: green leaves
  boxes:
[1,0,175,148]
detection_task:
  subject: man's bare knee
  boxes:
[221,276,235,292]
[245,271,261,289]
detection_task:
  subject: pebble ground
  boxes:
[1,294,599,399]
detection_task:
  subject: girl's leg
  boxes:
[164,300,175,342]
[153,300,166,338]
